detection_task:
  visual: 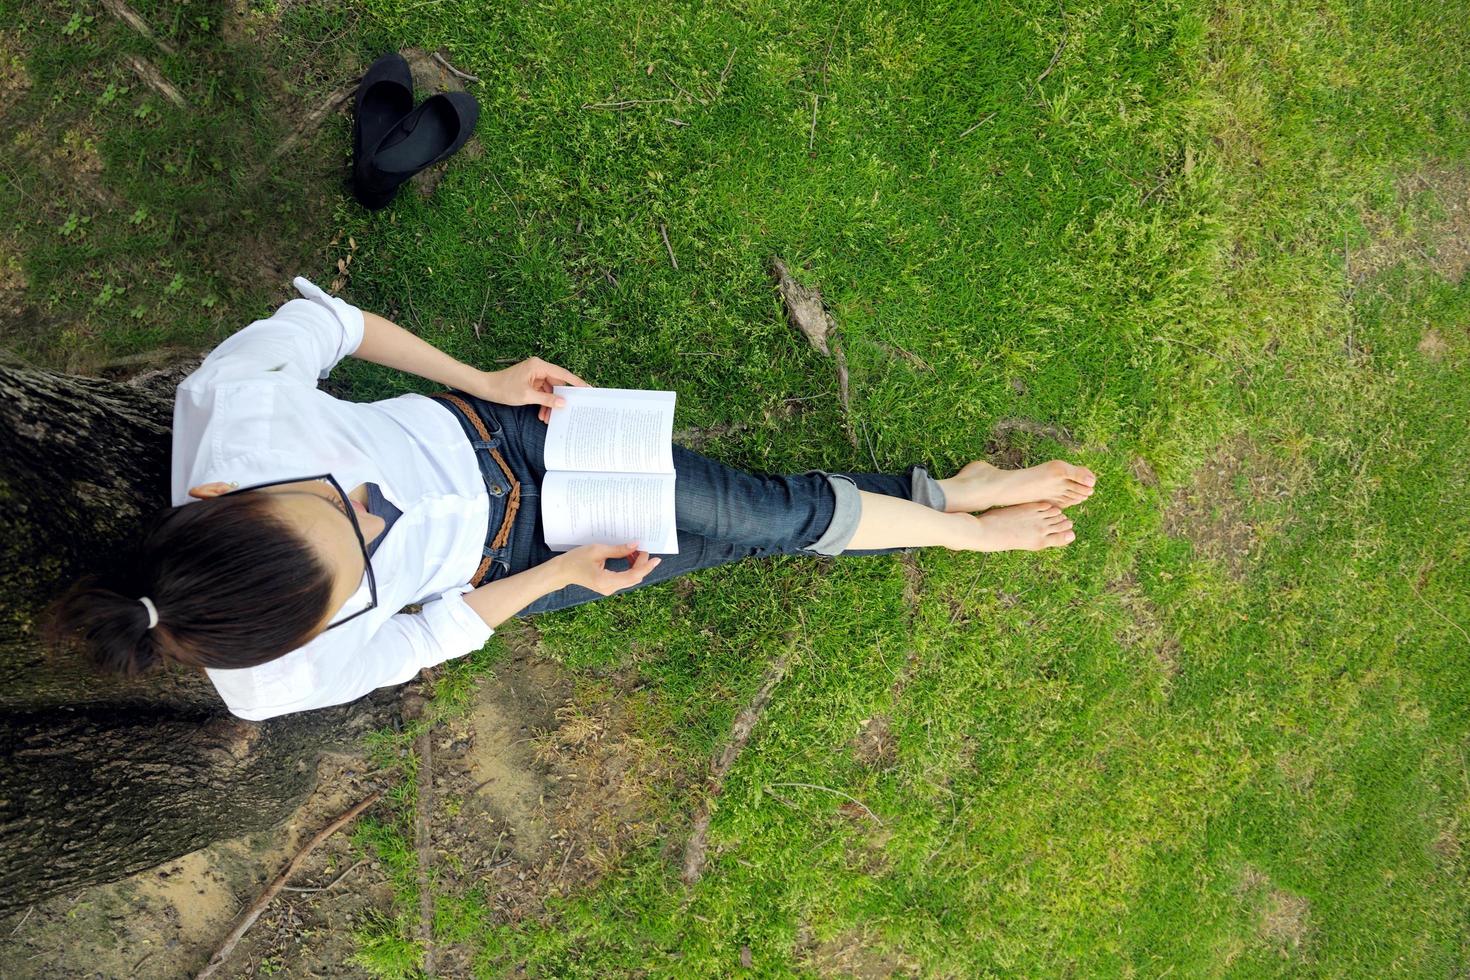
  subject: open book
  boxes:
[542,386,679,554]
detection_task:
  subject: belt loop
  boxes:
[432,391,522,587]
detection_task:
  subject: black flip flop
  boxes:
[351,53,415,210]
[358,91,480,207]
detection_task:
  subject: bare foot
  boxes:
[938,459,1097,512]
[951,502,1076,552]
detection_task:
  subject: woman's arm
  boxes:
[355,311,587,415]
[462,544,661,627]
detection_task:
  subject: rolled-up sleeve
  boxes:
[180,277,365,391]
[369,586,495,677]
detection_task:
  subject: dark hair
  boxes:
[43,492,336,674]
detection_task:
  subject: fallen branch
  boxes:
[660,222,679,270]
[124,55,185,108]
[683,653,793,884]
[103,0,175,55]
[196,792,381,979]
[431,51,480,83]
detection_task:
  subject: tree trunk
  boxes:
[0,358,392,915]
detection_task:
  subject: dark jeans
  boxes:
[440,395,942,616]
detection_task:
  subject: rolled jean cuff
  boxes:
[807,474,862,556]
[910,466,946,511]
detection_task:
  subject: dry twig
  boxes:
[1406,572,1470,645]
[195,792,381,979]
[717,47,738,92]
[818,4,849,90]
[492,171,524,223]
[581,97,674,111]
[957,111,998,140]
[1031,0,1069,96]
[660,222,678,270]
[280,859,367,894]
[431,50,480,83]
[766,782,882,825]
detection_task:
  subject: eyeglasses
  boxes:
[222,473,378,631]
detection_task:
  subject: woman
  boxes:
[46,279,1095,720]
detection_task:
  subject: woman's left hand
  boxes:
[476,357,590,422]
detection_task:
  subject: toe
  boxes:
[1045,529,1077,547]
[1065,479,1094,496]
[1069,465,1097,487]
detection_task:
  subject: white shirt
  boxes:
[172,278,494,720]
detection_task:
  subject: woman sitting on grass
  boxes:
[47,280,1095,720]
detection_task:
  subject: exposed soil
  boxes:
[849,714,898,770]
[797,923,922,979]
[896,552,923,617]
[1432,825,1461,863]
[0,754,392,979]
[1110,571,1181,681]
[0,237,24,321]
[1274,751,1316,795]
[1162,437,1303,578]
[986,417,1080,469]
[428,635,664,974]
[1235,865,1312,956]
[0,30,30,114]
[1417,327,1450,361]
[1353,165,1470,285]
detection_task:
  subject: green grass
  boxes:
[4,0,1469,975]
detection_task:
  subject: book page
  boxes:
[544,387,676,474]
[541,471,679,555]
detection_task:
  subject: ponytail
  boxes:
[44,493,336,673]
[45,581,167,676]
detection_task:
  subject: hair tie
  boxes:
[138,596,160,630]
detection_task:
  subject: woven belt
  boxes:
[431,392,522,586]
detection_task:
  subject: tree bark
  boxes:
[0,358,392,914]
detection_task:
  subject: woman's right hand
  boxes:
[552,543,661,596]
